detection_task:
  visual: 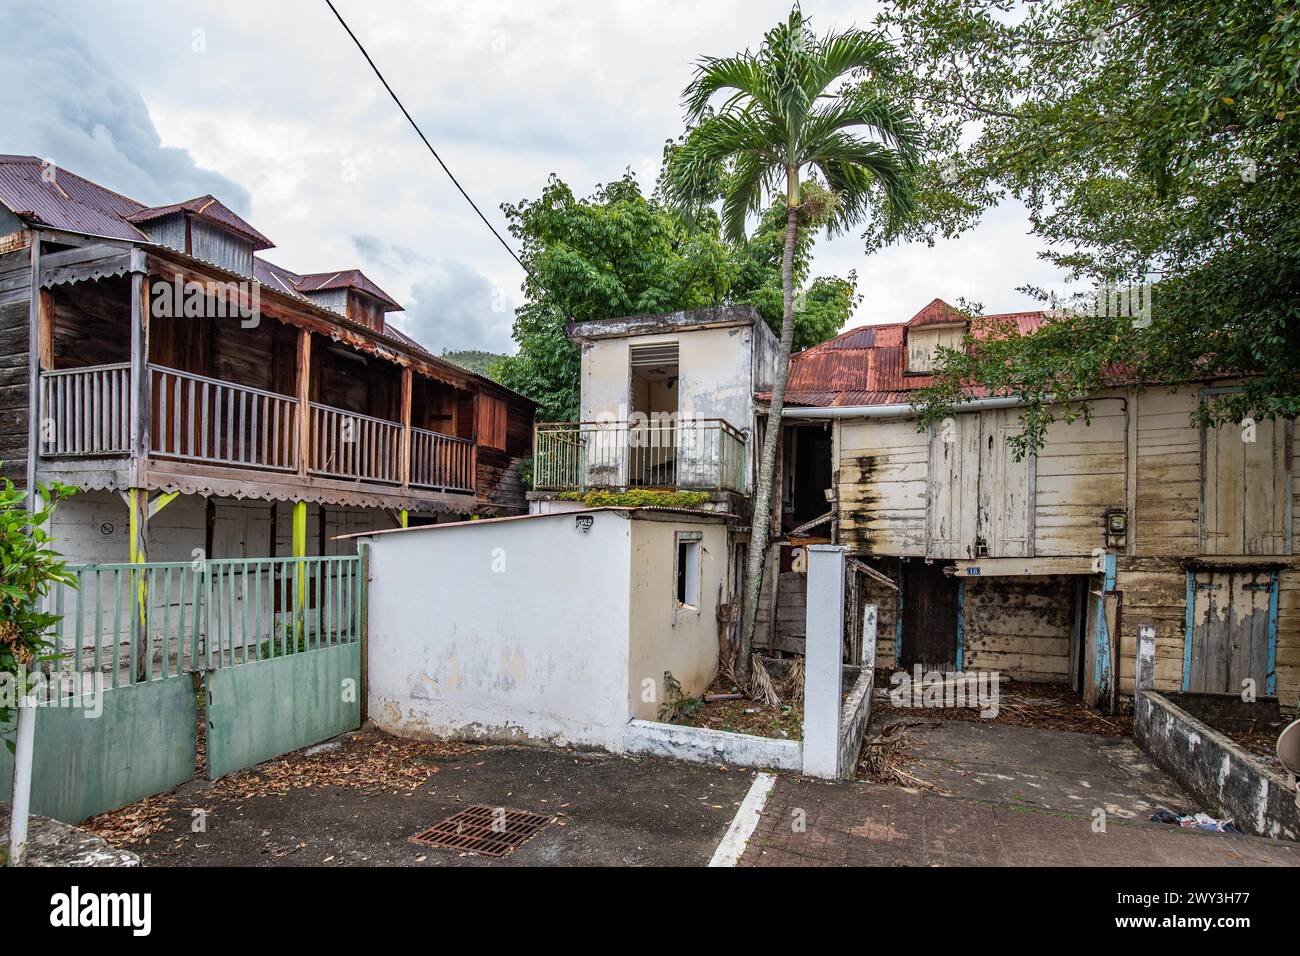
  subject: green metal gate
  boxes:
[202,556,364,779]
[1,552,365,823]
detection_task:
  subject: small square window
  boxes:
[675,532,701,609]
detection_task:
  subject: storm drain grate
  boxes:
[411,805,554,857]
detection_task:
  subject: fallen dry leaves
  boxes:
[223,733,471,799]
[84,730,474,848]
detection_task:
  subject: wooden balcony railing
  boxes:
[308,402,402,484]
[39,363,131,456]
[39,363,479,497]
[410,425,474,492]
[152,365,298,471]
[534,418,747,493]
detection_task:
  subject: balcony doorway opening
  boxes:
[628,342,678,488]
[783,423,834,531]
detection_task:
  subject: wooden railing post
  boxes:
[399,367,412,489]
[296,330,311,476]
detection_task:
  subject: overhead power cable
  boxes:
[324,0,529,276]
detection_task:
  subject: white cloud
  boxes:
[2,0,1071,349]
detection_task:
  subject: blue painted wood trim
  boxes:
[895,566,905,665]
[1093,552,1118,695]
[1182,570,1195,691]
[955,578,965,672]
[1267,570,1280,696]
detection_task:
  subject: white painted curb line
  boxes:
[708,771,776,867]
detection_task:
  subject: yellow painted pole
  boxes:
[400,509,408,528]
[293,500,307,640]
[128,488,147,682]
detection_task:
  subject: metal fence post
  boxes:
[358,542,369,725]
[6,696,37,865]
[803,545,848,779]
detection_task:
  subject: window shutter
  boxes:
[477,394,507,450]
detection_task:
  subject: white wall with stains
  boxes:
[361,509,729,750]
[364,510,633,748]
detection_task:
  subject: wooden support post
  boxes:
[128,269,150,475]
[36,288,54,372]
[296,329,311,477]
[25,230,41,500]
[400,509,409,528]
[399,366,412,489]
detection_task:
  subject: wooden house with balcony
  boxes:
[0,155,534,564]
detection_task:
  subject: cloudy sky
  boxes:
[1,0,1067,354]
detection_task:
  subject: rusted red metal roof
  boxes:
[0,155,148,241]
[758,301,1048,408]
[252,257,308,299]
[907,297,967,327]
[126,195,274,249]
[295,269,403,311]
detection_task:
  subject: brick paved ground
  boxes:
[740,776,1300,867]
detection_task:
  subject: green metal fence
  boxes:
[2,553,365,823]
[42,556,362,681]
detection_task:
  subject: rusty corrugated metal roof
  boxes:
[0,155,148,241]
[126,195,274,249]
[758,302,1048,408]
[907,297,967,327]
[296,269,403,311]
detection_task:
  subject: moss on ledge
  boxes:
[558,489,712,509]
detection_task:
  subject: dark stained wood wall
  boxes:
[51,277,132,368]
[0,297,29,484]
[472,391,532,512]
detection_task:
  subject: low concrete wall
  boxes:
[838,665,875,780]
[624,719,802,771]
[1135,690,1299,842]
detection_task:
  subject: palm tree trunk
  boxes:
[737,184,800,683]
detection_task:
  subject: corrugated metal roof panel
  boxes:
[296,269,403,311]
[127,195,274,250]
[0,155,147,241]
[767,307,1048,407]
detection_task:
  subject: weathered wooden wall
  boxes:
[838,418,927,554]
[1034,398,1126,555]
[962,575,1074,682]
[0,295,29,483]
[830,384,1298,704]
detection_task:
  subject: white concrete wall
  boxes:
[364,511,635,748]
[579,325,761,486]
[627,517,727,719]
[579,327,757,428]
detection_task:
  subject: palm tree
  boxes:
[664,6,920,682]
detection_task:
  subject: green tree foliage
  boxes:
[662,6,920,680]
[732,188,862,351]
[440,349,507,378]
[490,171,860,422]
[877,0,1300,447]
[1,477,76,735]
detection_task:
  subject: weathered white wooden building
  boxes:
[760,299,1297,711]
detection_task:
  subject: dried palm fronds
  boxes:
[749,656,781,708]
[781,656,805,704]
[858,721,949,794]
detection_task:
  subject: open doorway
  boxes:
[783,423,834,530]
[628,342,678,487]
